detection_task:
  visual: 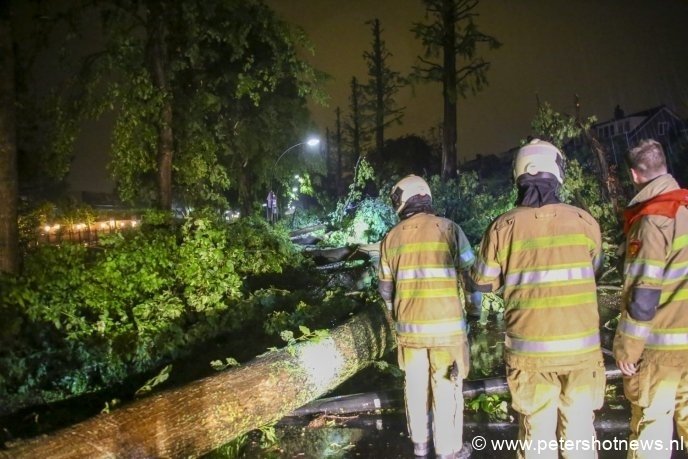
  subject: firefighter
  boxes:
[378,174,475,459]
[613,139,688,459]
[468,139,605,459]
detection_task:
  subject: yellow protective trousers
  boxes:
[506,362,606,459]
[400,346,464,456]
[623,360,688,459]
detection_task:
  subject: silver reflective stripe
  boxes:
[460,250,475,266]
[665,265,688,281]
[474,258,500,278]
[625,262,664,281]
[381,265,393,277]
[618,318,652,339]
[505,333,600,353]
[396,267,457,280]
[647,332,688,347]
[505,266,594,286]
[397,320,466,335]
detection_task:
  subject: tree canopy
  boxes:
[52,0,325,212]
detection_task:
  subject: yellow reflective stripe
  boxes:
[673,234,688,251]
[508,292,597,309]
[386,242,450,257]
[506,261,593,273]
[498,234,595,258]
[396,288,459,299]
[660,288,688,304]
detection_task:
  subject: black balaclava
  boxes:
[400,194,434,220]
[516,172,562,208]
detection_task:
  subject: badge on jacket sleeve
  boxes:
[627,239,642,258]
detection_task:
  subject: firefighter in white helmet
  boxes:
[378,174,475,458]
[468,139,605,459]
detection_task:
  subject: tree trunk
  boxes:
[372,19,385,159]
[0,3,19,275]
[582,129,625,226]
[147,0,174,210]
[1,309,396,459]
[335,107,343,197]
[441,0,458,181]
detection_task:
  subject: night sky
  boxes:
[46,0,688,192]
[268,0,688,159]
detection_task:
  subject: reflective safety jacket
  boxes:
[378,213,475,349]
[470,203,603,370]
[614,174,688,367]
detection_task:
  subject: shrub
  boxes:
[0,211,307,413]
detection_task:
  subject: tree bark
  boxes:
[147,0,174,210]
[1,309,396,459]
[582,129,625,227]
[0,2,19,275]
[441,0,458,181]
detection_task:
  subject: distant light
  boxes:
[131,220,138,227]
[43,225,51,233]
[306,137,320,147]
[53,224,61,230]
[100,223,108,230]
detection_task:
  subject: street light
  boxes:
[273,136,320,168]
[267,136,320,223]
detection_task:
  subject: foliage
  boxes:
[331,157,377,224]
[527,101,595,150]
[0,212,308,412]
[272,326,330,357]
[560,159,618,237]
[466,393,511,421]
[428,172,515,245]
[468,327,505,379]
[361,18,405,155]
[263,287,363,341]
[325,197,397,246]
[368,134,440,182]
[475,292,504,326]
[51,0,324,210]
[134,364,172,396]
[411,0,501,99]
[371,360,404,380]
[210,357,240,372]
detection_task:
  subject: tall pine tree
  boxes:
[362,18,405,160]
[412,0,500,181]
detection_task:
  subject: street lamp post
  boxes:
[268,137,320,223]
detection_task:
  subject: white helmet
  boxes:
[390,175,432,214]
[513,139,565,184]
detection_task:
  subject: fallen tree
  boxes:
[1,308,396,459]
